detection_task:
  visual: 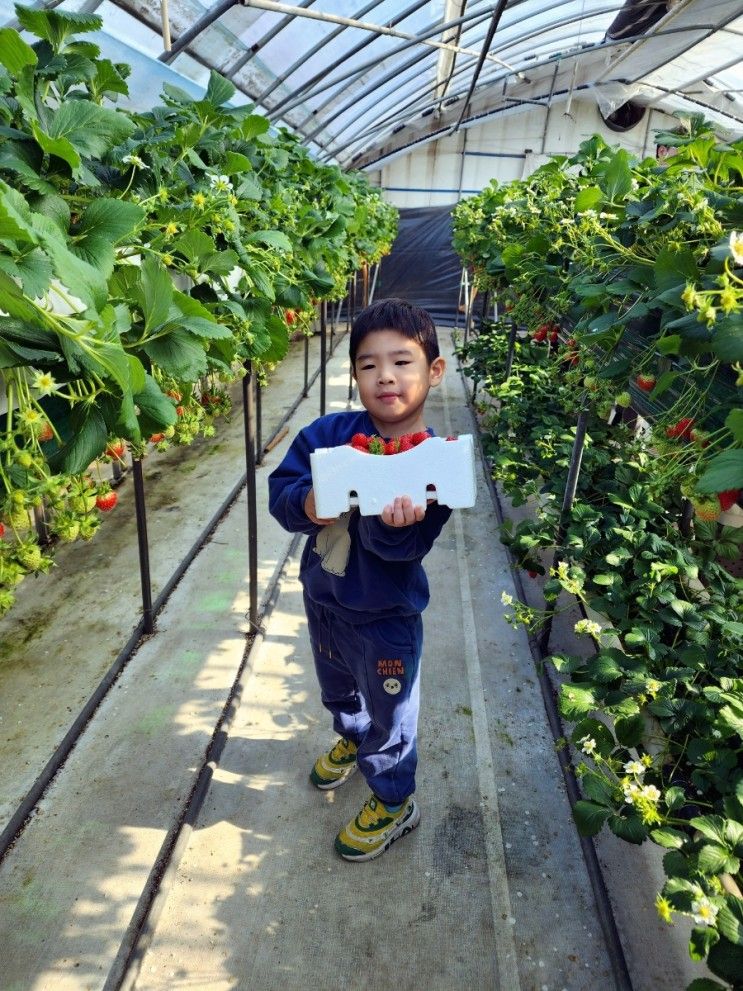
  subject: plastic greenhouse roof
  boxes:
[4,0,743,168]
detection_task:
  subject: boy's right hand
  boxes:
[304,488,338,526]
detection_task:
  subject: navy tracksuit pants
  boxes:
[304,593,423,806]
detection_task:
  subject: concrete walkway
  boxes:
[1,327,689,990]
[124,336,613,991]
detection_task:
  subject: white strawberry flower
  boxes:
[729,231,743,266]
[579,735,597,756]
[623,760,645,777]
[641,784,661,803]
[691,896,719,927]
[209,174,233,193]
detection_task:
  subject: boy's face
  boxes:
[353,329,445,437]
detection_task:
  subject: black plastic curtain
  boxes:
[375,206,462,327]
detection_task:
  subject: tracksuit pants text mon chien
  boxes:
[304,593,423,806]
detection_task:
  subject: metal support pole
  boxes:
[363,262,370,308]
[348,278,355,402]
[320,300,327,416]
[538,409,590,654]
[464,272,474,345]
[132,458,154,635]
[505,320,518,378]
[454,268,465,331]
[255,377,263,465]
[369,261,380,304]
[242,363,258,631]
[479,290,490,331]
[303,332,310,397]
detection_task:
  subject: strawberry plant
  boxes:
[0,4,398,616]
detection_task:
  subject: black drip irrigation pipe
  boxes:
[0,326,350,865]
[104,532,303,991]
[454,338,634,991]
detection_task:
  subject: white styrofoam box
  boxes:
[310,435,477,517]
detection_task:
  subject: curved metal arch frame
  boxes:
[328,17,731,165]
[303,2,629,156]
[267,2,504,122]
[273,0,636,149]
[265,0,443,119]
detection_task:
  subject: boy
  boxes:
[268,298,452,862]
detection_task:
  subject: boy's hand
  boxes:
[381,495,425,527]
[304,488,337,526]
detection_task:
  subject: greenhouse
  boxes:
[0,0,742,989]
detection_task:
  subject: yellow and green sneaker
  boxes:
[334,794,420,861]
[310,737,358,790]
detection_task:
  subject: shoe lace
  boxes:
[330,737,355,760]
[357,796,392,829]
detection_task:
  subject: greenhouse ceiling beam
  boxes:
[267,0,633,128]
[226,0,317,79]
[638,51,743,110]
[451,0,509,133]
[265,4,524,121]
[433,0,467,107]
[240,0,508,62]
[307,0,636,157]
[157,0,236,64]
[336,18,725,167]
[292,8,498,143]
[249,0,380,100]
[316,15,613,161]
[626,16,743,89]
[263,0,435,114]
[591,0,698,84]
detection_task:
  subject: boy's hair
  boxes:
[349,298,439,365]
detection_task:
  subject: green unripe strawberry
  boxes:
[15,451,33,468]
[615,392,632,408]
[15,541,43,572]
[583,376,598,391]
[0,558,25,586]
[79,516,100,540]
[54,518,80,542]
[69,494,97,513]
[367,436,385,455]
[8,506,31,530]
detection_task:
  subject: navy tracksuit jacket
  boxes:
[268,409,451,804]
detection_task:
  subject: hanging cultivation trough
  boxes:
[0,1,742,990]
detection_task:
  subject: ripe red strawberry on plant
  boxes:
[532,327,548,343]
[718,489,741,512]
[105,440,126,460]
[636,374,656,392]
[285,309,297,326]
[96,491,118,512]
[666,417,695,440]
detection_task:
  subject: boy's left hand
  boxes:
[381,495,425,527]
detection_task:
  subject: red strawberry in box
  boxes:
[310,431,477,517]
